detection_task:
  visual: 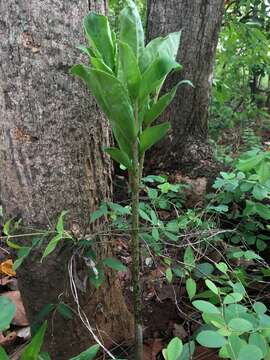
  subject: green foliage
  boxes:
[193,294,270,360]
[209,148,270,251]
[162,337,195,360]
[210,0,270,151]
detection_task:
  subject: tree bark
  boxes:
[146,0,224,175]
[0,0,132,358]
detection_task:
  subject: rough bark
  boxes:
[0,0,132,358]
[146,0,224,176]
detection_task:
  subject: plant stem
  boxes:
[130,101,143,360]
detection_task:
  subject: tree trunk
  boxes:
[146,0,224,176]
[0,0,133,358]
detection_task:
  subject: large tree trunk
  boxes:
[0,0,132,358]
[146,0,224,175]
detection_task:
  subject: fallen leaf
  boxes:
[2,291,28,326]
[0,260,16,276]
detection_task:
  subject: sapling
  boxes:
[71,1,185,358]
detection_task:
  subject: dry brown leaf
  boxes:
[0,260,16,277]
[2,291,29,326]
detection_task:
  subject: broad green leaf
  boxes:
[21,322,47,360]
[139,31,181,72]
[184,246,195,271]
[224,292,243,304]
[167,337,183,360]
[236,153,265,172]
[144,84,178,126]
[253,302,267,315]
[254,203,270,220]
[139,55,181,100]
[216,262,228,274]
[83,13,115,69]
[119,1,144,59]
[186,278,196,300]
[249,334,267,357]
[103,257,127,272]
[227,335,246,359]
[192,300,220,314]
[104,147,132,169]
[205,279,219,295]
[118,41,141,98]
[196,330,226,348]
[70,66,136,143]
[140,122,170,154]
[70,344,100,360]
[112,123,132,159]
[0,296,16,331]
[228,318,253,333]
[0,347,9,360]
[237,344,263,360]
[41,234,62,261]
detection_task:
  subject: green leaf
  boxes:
[179,341,195,360]
[186,278,197,300]
[249,334,267,357]
[56,211,68,234]
[254,203,270,220]
[91,57,114,74]
[41,234,62,261]
[103,257,127,272]
[83,13,115,69]
[70,344,100,360]
[139,55,181,100]
[144,84,179,126]
[118,41,141,98]
[192,300,220,314]
[226,335,246,360]
[205,279,219,295]
[223,293,243,305]
[57,303,73,320]
[237,345,263,360]
[0,296,16,331]
[166,268,173,283]
[104,147,132,169]
[140,122,170,154]
[236,153,265,172]
[167,337,183,360]
[216,262,228,274]
[0,347,9,360]
[196,330,226,348]
[90,204,108,223]
[89,268,105,289]
[228,318,253,333]
[21,322,47,360]
[139,209,151,222]
[253,302,267,315]
[139,31,181,72]
[184,246,195,272]
[70,66,137,144]
[119,1,144,59]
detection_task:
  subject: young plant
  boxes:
[70,1,185,358]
